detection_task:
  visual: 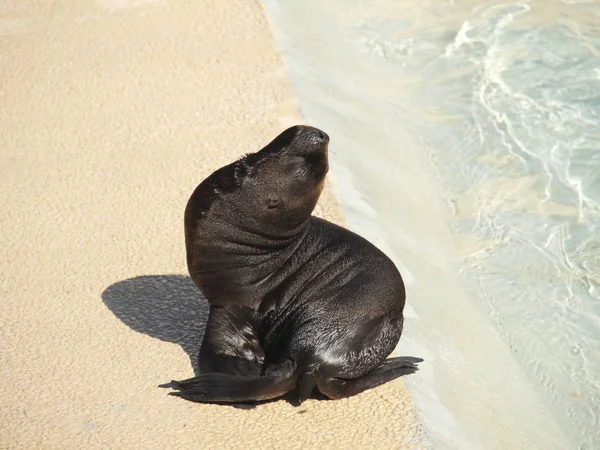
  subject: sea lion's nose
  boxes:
[303,126,329,144]
[316,130,329,142]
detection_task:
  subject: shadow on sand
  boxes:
[102,274,298,408]
[102,274,209,374]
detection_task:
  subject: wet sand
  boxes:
[0,1,424,448]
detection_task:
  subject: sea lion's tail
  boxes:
[164,372,298,404]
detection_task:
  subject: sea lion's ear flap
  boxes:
[266,197,280,210]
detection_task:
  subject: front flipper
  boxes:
[317,356,423,400]
[166,372,297,404]
[197,305,265,377]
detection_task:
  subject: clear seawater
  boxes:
[263,0,600,448]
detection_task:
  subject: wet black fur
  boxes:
[163,125,421,404]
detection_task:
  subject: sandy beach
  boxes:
[0,0,424,448]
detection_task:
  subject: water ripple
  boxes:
[367,1,600,446]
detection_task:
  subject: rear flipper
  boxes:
[378,356,423,370]
[317,356,423,400]
[166,372,297,403]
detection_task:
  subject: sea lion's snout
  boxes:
[290,126,329,155]
[297,126,329,145]
[255,125,328,160]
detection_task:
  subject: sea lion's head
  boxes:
[186,125,330,241]
[237,125,329,235]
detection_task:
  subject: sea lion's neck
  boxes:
[186,215,310,307]
[214,217,309,261]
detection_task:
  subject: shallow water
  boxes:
[264,0,600,448]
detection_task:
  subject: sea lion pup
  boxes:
[164,125,421,404]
